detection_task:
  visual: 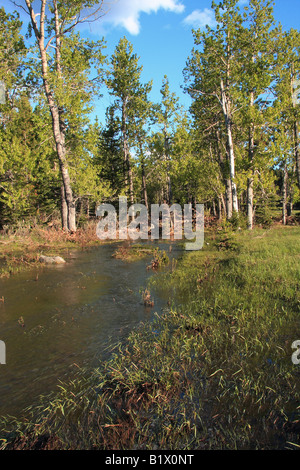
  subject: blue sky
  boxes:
[2,0,300,124]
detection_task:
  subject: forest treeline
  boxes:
[0,0,299,232]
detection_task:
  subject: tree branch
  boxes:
[61,1,107,36]
[10,1,30,16]
[24,0,41,40]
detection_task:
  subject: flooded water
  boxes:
[0,242,180,417]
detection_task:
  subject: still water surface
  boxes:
[0,242,179,417]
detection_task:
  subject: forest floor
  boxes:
[0,222,300,450]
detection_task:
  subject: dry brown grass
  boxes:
[0,220,102,277]
[31,220,100,246]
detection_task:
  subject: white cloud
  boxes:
[183,8,217,30]
[102,0,185,35]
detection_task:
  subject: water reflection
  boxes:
[0,242,179,417]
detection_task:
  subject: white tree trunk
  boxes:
[220,79,238,215]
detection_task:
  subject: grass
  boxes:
[112,244,158,262]
[0,224,299,450]
[112,244,170,271]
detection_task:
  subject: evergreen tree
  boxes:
[97,107,125,200]
[0,96,60,226]
[106,37,152,204]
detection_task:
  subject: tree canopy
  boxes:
[0,0,299,231]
